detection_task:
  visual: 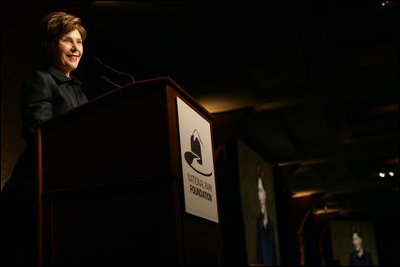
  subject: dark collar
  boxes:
[46,65,82,85]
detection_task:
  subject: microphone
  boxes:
[100,75,121,88]
[94,57,136,83]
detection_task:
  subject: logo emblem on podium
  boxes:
[184,129,213,177]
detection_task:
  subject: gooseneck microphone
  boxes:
[100,75,121,88]
[94,57,136,83]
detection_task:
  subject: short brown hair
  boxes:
[40,11,86,43]
[351,227,363,239]
[39,12,86,62]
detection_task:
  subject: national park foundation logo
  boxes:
[184,129,213,177]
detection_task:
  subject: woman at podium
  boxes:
[2,11,88,265]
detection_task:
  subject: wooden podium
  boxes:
[36,77,223,265]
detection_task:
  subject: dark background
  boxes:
[1,1,399,266]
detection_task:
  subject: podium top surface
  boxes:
[39,76,214,129]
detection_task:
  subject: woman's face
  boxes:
[352,233,363,251]
[51,29,83,77]
[258,189,267,215]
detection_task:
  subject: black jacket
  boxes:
[257,214,275,265]
[21,65,88,144]
[4,66,88,192]
[349,250,372,266]
[2,66,88,265]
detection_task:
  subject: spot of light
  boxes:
[388,172,394,177]
[313,208,342,215]
[381,1,390,7]
[292,190,320,198]
[197,93,257,113]
[379,172,385,178]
